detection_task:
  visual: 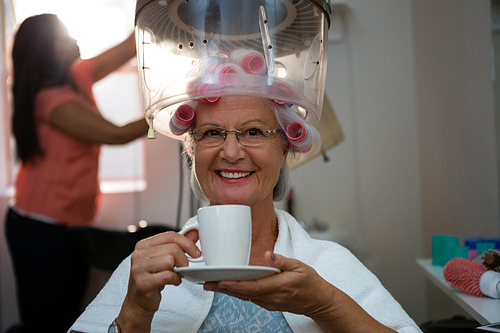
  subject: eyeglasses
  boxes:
[189,125,284,147]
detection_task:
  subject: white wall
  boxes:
[296,0,498,324]
[413,0,500,321]
[292,0,500,325]
[292,0,426,323]
[413,0,499,255]
[2,0,500,330]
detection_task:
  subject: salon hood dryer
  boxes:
[135,0,332,138]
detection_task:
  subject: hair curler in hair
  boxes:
[285,121,307,142]
[228,48,265,75]
[198,56,244,85]
[443,257,500,298]
[272,82,294,105]
[197,56,224,73]
[188,80,220,103]
[273,100,287,105]
[169,103,196,135]
[218,63,245,85]
[201,96,219,103]
[285,121,312,153]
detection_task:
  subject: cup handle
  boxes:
[178,223,204,263]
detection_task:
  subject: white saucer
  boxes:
[174,266,280,283]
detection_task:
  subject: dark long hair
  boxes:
[11,14,75,164]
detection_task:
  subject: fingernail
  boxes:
[270,252,277,262]
[204,285,213,291]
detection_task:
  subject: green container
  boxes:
[476,242,495,255]
[432,235,459,266]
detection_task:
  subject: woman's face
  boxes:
[53,25,80,68]
[193,96,288,208]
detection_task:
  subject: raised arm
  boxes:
[90,32,136,82]
[49,101,148,145]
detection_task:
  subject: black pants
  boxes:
[5,208,89,333]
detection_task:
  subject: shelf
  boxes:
[416,258,500,325]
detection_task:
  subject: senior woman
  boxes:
[70,96,420,333]
[71,1,421,331]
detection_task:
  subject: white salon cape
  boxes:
[69,210,421,333]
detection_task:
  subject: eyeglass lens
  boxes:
[190,125,281,147]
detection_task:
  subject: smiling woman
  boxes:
[189,97,289,210]
[68,1,422,332]
[70,93,421,333]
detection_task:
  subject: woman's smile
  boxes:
[217,170,253,180]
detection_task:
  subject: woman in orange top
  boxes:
[4,14,148,333]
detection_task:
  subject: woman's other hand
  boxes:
[116,231,201,332]
[204,252,335,318]
[204,252,396,333]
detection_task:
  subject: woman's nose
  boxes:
[219,132,246,162]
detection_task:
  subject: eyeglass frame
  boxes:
[188,125,284,147]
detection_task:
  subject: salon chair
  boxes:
[70,224,175,271]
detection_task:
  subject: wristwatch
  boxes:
[108,319,121,333]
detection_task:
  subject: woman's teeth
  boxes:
[220,171,251,179]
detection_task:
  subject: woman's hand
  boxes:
[204,251,335,317]
[115,231,201,332]
[204,252,396,333]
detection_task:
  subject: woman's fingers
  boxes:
[130,231,203,292]
[135,231,201,259]
[124,231,202,315]
[205,252,333,315]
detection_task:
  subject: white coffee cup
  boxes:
[179,204,252,266]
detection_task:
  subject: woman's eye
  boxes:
[246,128,263,136]
[205,129,221,137]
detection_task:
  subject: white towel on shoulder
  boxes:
[69,210,421,332]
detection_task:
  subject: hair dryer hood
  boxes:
[135,0,331,138]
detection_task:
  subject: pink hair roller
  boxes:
[218,63,245,85]
[188,81,220,103]
[197,57,243,85]
[285,121,312,153]
[201,96,220,103]
[272,82,294,105]
[210,62,241,85]
[228,48,265,75]
[169,103,195,135]
[285,121,307,142]
[218,65,236,84]
[198,56,224,72]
